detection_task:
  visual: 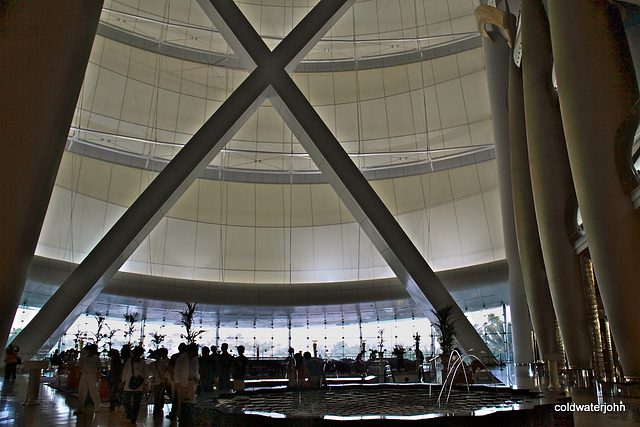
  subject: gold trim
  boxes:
[474,5,516,48]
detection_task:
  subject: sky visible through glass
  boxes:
[10,305,507,360]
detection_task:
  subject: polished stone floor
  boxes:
[0,374,173,426]
[0,368,638,426]
[493,364,640,426]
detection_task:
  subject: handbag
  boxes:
[129,359,144,390]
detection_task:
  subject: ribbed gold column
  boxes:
[581,254,606,382]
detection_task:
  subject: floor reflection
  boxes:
[0,367,638,426]
[0,374,174,426]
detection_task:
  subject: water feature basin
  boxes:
[192,383,573,426]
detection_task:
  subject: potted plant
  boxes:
[90,313,107,348]
[104,325,120,351]
[178,302,206,344]
[392,345,406,371]
[123,312,141,346]
[149,331,166,349]
[431,305,458,380]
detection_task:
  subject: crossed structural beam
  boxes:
[15,0,493,360]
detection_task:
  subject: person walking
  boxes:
[107,349,123,412]
[165,343,186,421]
[74,344,104,415]
[149,349,169,417]
[121,346,148,424]
[174,343,200,421]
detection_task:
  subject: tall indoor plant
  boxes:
[431,304,458,380]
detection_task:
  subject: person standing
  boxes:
[210,345,220,391]
[303,351,324,388]
[3,344,19,382]
[294,351,306,387]
[107,349,123,412]
[198,346,215,393]
[286,347,297,388]
[74,344,104,415]
[415,348,425,383]
[121,346,149,424]
[174,343,200,421]
[217,343,234,393]
[50,349,63,374]
[165,343,186,421]
[149,349,169,417]
[232,345,248,394]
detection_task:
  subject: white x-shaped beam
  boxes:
[15,0,493,360]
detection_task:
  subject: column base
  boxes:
[598,380,640,399]
[547,359,561,391]
[565,368,594,389]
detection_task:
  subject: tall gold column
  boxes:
[509,37,563,388]
[581,255,611,382]
[547,0,640,380]
[520,0,592,370]
[475,4,535,381]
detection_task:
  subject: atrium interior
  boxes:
[2,0,640,425]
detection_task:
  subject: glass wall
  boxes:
[11,305,512,364]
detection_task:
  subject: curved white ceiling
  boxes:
[29,0,505,325]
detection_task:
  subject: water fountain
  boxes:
[437,349,501,407]
[190,352,572,427]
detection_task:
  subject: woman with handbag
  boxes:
[121,346,149,424]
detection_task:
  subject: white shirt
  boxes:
[122,358,149,391]
[149,357,169,386]
[79,354,102,376]
[174,353,199,387]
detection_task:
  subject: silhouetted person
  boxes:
[3,344,19,382]
[174,343,199,422]
[415,348,424,382]
[303,351,324,388]
[166,343,187,421]
[50,349,63,374]
[218,343,234,393]
[198,346,215,393]
[107,349,123,412]
[232,345,248,394]
[294,351,305,387]
[149,349,169,417]
[120,344,131,365]
[287,347,297,388]
[355,351,366,375]
[210,345,219,390]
